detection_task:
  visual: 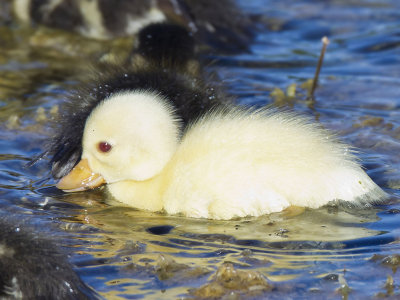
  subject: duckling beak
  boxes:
[56,159,105,192]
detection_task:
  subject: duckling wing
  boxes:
[162,109,386,219]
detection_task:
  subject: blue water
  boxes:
[1,0,400,298]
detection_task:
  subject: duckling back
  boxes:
[162,109,386,219]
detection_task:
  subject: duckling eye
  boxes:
[98,141,112,153]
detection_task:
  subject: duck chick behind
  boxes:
[0,218,96,299]
[12,0,254,53]
[56,91,386,220]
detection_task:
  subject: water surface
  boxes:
[1,0,400,298]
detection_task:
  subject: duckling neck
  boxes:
[106,175,164,212]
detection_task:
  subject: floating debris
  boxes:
[49,104,59,117]
[336,272,351,300]
[6,114,20,129]
[155,254,211,283]
[189,262,272,299]
[270,83,298,107]
[34,106,47,122]
[370,254,400,273]
[353,115,393,129]
[286,83,297,98]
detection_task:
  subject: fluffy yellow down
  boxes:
[81,91,386,219]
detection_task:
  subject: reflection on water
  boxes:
[55,193,394,298]
[1,0,400,299]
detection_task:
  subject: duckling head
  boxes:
[57,91,181,192]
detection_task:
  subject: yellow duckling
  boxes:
[57,91,386,220]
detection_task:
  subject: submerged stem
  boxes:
[309,36,330,99]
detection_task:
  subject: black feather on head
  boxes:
[136,23,196,69]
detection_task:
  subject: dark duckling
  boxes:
[12,0,254,53]
[0,218,97,299]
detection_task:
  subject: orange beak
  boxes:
[56,159,105,192]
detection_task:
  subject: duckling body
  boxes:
[159,110,384,219]
[56,91,386,220]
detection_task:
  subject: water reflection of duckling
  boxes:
[0,218,95,299]
[12,0,254,53]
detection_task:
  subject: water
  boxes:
[1,0,400,298]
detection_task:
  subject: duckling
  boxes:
[12,0,254,53]
[0,218,96,299]
[55,89,386,220]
